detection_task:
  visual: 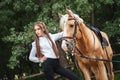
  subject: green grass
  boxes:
[115,73,120,80]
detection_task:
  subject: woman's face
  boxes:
[34,25,45,37]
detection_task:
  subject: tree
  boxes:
[1,0,120,79]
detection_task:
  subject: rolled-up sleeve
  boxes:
[29,42,39,63]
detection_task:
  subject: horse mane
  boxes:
[60,14,84,27]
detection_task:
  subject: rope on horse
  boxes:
[74,45,120,63]
[79,55,120,63]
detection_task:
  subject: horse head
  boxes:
[59,9,84,41]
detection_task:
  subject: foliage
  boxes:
[115,73,120,80]
[0,0,120,79]
[3,23,34,69]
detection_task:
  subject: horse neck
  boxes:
[76,23,95,54]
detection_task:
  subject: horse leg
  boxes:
[105,62,114,80]
[104,48,114,80]
[101,32,114,80]
[78,62,91,80]
[91,62,100,80]
[98,61,108,80]
[75,55,91,80]
[104,46,114,80]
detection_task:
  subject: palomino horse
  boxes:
[59,9,114,80]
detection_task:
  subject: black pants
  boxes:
[42,58,79,80]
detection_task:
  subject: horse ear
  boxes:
[58,13,63,18]
[66,9,74,17]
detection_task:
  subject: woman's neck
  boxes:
[40,33,46,37]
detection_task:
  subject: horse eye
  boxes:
[70,24,74,28]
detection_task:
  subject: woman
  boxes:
[29,21,79,80]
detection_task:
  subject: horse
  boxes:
[59,9,114,80]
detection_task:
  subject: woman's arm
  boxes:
[51,32,63,41]
[29,42,40,63]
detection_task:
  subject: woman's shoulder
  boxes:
[49,33,53,37]
[32,41,36,47]
[49,33,52,35]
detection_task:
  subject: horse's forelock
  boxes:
[60,14,68,27]
[59,14,84,28]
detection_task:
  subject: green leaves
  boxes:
[0,0,120,79]
[103,18,120,37]
[3,23,34,69]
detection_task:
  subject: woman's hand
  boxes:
[39,56,47,63]
[61,40,68,52]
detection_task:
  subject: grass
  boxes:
[115,73,120,80]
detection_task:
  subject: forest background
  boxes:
[0,0,120,80]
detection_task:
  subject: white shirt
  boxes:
[29,32,63,63]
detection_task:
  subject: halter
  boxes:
[68,17,82,38]
[59,17,82,43]
[59,16,85,58]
